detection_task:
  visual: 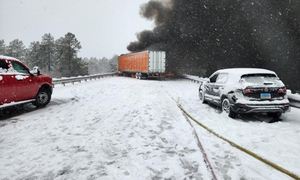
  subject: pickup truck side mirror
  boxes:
[30,66,41,76]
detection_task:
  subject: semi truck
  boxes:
[118,51,166,79]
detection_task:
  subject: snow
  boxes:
[288,92,300,101]
[215,68,276,75]
[212,68,279,85]
[0,99,35,109]
[15,75,30,81]
[241,76,284,88]
[0,77,299,179]
[0,55,21,62]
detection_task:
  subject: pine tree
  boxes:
[0,40,6,55]
[87,57,101,74]
[6,39,26,62]
[40,33,55,72]
[109,55,118,72]
[26,41,41,68]
[55,32,87,77]
[99,57,109,73]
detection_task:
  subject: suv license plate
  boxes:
[261,93,271,99]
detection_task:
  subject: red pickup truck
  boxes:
[0,55,52,108]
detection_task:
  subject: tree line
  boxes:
[0,32,117,78]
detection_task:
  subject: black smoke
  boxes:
[127,0,300,92]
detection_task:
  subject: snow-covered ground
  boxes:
[0,77,299,180]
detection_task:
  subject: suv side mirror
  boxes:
[239,79,245,83]
[30,66,41,76]
[203,77,210,83]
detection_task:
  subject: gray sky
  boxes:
[0,0,153,59]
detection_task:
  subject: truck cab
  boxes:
[0,55,53,108]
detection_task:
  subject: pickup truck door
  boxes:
[0,74,17,104]
[10,61,39,101]
[0,60,17,104]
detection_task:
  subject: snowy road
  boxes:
[0,77,299,180]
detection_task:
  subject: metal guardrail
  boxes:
[182,74,300,109]
[288,94,300,108]
[52,73,117,87]
[181,74,205,84]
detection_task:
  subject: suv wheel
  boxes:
[33,88,51,107]
[198,89,207,104]
[222,98,237,118]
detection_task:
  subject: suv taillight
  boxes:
[243,88,253,94]
[278,88,287,94]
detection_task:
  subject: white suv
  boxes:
[198,68,290,118]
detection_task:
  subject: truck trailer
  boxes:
[118,51,166,79]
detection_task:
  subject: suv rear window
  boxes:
[241,74,277,83]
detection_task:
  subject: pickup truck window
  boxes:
[10,61,29,74]
[0,60,9,74]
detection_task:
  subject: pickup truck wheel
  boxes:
[222,98,237,118]
[33,88,51,107]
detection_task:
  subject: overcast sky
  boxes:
[0,0,153,59]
